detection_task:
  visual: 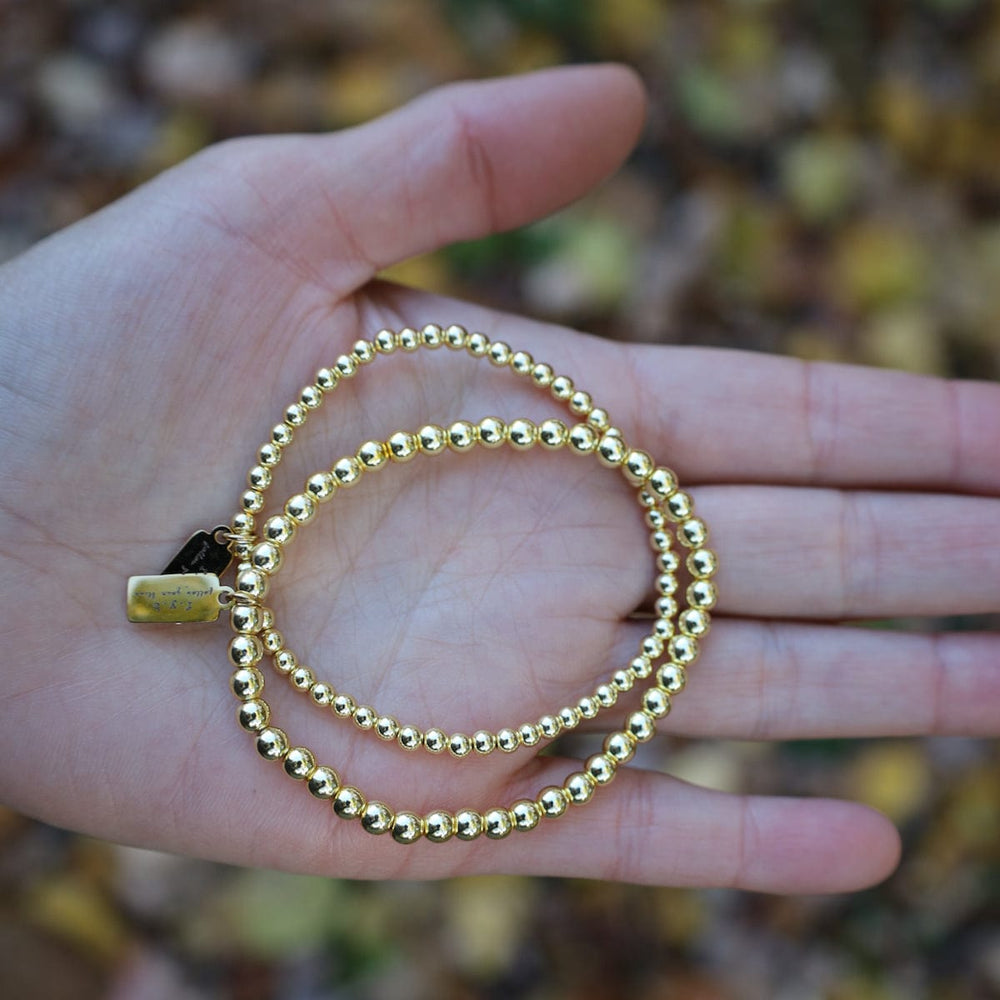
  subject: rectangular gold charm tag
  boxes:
[126,574,226,624]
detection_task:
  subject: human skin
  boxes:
[0,65,997,892]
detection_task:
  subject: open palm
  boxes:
[1,66,997,893]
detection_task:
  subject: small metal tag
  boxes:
[161,526,233,576]
[127,574,226,624]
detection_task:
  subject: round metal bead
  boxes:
[466,331,489,356]
[310,682,334,707]
[507,419,536,449]
[623,449,655,484]
[300,385,323,409]
[397,327,419,351]
[290,666,315,691]
[586,407,611,432]
[595,684,618,708]
[680,518,708,547]
[352,339,376,363]
[230,667,264,700]
[577,695,598,719]
[231,603,262,634]
[597,433,627,467]
[307,766,340,799]
[668,634,699,665]
[637,488,657,508]
[643,688,672,719]
[538,786,568,818]
[564,772,596,805]
[568,390,592,416]
[531,362,554,387]
[305,471,336,502]
[229,635,263,668]
[652,617,675,639]
[374,329,397,353]
[332,694,357,717]
[655,596,678,619]
[649,529,671,552]
[666,491,693,521]
[260,630,282,655]
[688,579,718,610]
[496,728,520,752]
[550,375,574,400]
[353,706,376,730]
[455,809,484,841]
[586,753,618,785]
[518,723,541,747]
[248,464,272,489]
[255,727,288,761]
[241,489,264,513]
[271,423,294,447]
[387,431,418,462]
[332,456,362,487]
[649,466,678,499]
[274,649,297,674]
[447,421,477,452]
[687,548,718,578]
[283,746,316,780]
[612,669,634,692]
[484,808,514,840]
[361,801,394,835]
[232,511,254,534]
[285,493,316,523]
[250,542,282,574]
[424,811,455,843]
[641,634,665,658]
[358,440,388,469]
[510,350,533,374]
[334,353,357,376]
[604,731,637,764]
[558,706,581,730]
[263,515,295,545]
[423,728,447,753]
[473,730,496,755]
[680,608,711,637]
[477,417,507,448]
[538,419,568,449]
[285,402,307,426]
[627,710,656,742]
[332,786,366,820]
[511,800,541,832]
[657,663,687,694]
[568,424,597,455]
[444,324,467,349]
[656,550,680,574]
[238,699,270,732]
[448,733,472,758]
[315,366,339,388]
[418,424,447,454]
[629,655,652,679]
[488,341,512,366]
[538,715,562,739]
[645,508,666,530]
[375,716,400,741]
[397,725,423,751]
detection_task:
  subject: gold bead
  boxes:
[484,808,513,840]
[316,366,339,389]
[307,766,340,799]
[680,608,711,637]
[424,810,455,843]
[447,420,477,452]
[332,693,357,717]
[488,341,512,366]
[229,635,263,668]
[387,430,418,462]
[586,753,617,785]
[392,812,424,844]
[250,541,282,574]
[455,810,484,840]
[568,424,597,455]
[511,800,540,832]
[420,323,443,348]
[283,746,316,780]
[649,467,677,499]
[255,726,288,761]
[595,684,618,708]
[612,669,634,692]
[630,655,652,679]
[375,716,400,741]
[305,471,337,502]
[637,488,656,508]
[231,511,254,534]
[687,579,717,610]
[300,384,323,409]
[655,595,678,619]
[550,375,574,400]
[538,786,568,818]
[263,515,295,544]
[531,362,554,387]
[335,353,358,376]
[597,433,627,467]
[577,695,598,719]
[568,390,592,416]
[310,682,334,707]
[496,728,520,752]
[237,699,269,732]
[510,350,533,374]
[258,442,281,467]
[358,439,388,470]
[361,801,394,835]
[669,634,699,665]
[680,518,708,547]
[354,706,376,730]
[398,327,419,351]
[374,329,397,353]
[417,424,447,455]
[649,529,671,552]
[687,548,718,578]
[564,772,596,804]
[259,606,274,630]
[652,617,675,639]
[285,402,307,426]
[262,628,284,653]
[643,688,672,719]
[558,705,581,729]
[290,666,315,691]
[271,423,294,446]
[473,730,496,755]
[477,416,507,448]
[352,339,376,362]
[466,331,489,356]
[444,324,467,349]
[285,493,316,523]
[248,464,272,489]
[448,733,472,757]
[230,667,264,700]
[641,634,665,658]
[333,786,366,820]
[332,456,362,487]
[230,536,253,560]
[623,449,654,484]
[507,418,536,449]
[604,731,637,764]
[423,728,447,753]
[538,419,568,449]
[627,710,656,742]
[241,489,264,513]
[518,722,541,746]
[657,550,680,573]
[586,408,611,432]
[397,725,422,751]
[645,508,666,530]
[538,715,562,739]
[665,491,693,521]
[231,603,261,634]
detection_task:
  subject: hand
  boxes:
[1,65,997,893]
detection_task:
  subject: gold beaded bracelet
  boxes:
[127,324,717,844]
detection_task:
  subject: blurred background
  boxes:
[1,1,998,997]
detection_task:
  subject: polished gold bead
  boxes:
[550,374,574,400]
[262,628,284,654]
[283,746,316,780]
[234,571,267,605]
[484,808,513,840]
[271,423,294,447]
[637,488,656,508]
[229,635,263,668]
[640,634,664,659]
[568,390,592,416]
[466,331,489,356]
[538,715,562,739]
[332,693,357,717]
[424,810,455,842]
[623,449,654,484]
[448,733,472,757]
[231,666,264,700]
[420,323,443,348]
[643,688,672,719]
[333,786,366,820]
[668,634,699,665]
[627,710,656,742]
[375,716,400,741]
[310,682,334,707]
[270,650,295,676]
[531,362,554,387]
[680,608,711,637]
[263,515,295,545]
[665,491,693,521]
[652,617,675,639]
[586,408,611,432]
[510,350,533,374]
[444,324,467,349]
[649,529,671,552]
[568,424,597,455]
[392,812,424,844]
[604,730,637,764]
[300,384,324,409]
[511,800,540,832]
[680,518,708,547]
[258,442,282,467]
[687,547,718,578]
[577,695,598,719]
[255,726,288,761]
[290,666,315,691]
[231,603,262,634]
[645,508,666,530]
[361,801,394,835]
[538,786,569,818]
[285,402,307,426]
[508,418,536,449]
[316,366,339,389]
[473,730,496,755]
[518,722,541,746]
[648,466,677,499]
[423,728,447,753]
[387,430,418,462]
[477,416,507,448]
[231,511,254,534]
[687,579,718,610]
[238,698,270,732]
[455,809,484,841]
[241,488,264,513]
[538,419,568,449]
[230,536,253,560]
[655,595,678,619]
[597,433,627,467]
[335,353,358,376]
[354,705,376,730]
[305,471,337,502]
[332,456,362,487]
[307,765,340,799]
[496,728,520,752]
[595,684,618,708]
[488,340,512,366]
[374,329,397,353]
[586,753,617,785]
[398,327,419,351]
[248,464,272,489]
[558,705,582,729]
[417,424,448,454]
[357,439,388,469]
[250,542,282,574]
[397,725,422,751]
[630,655,653,679]
[565,772,596,804]
[259,606,274,631]
[285,493,316,523]
[656,550,680,573]
[447,420,477,452]
[353,338,376,363]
